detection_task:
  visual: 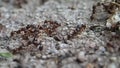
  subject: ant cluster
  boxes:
[10,20,60,54]
[9,20,86,54]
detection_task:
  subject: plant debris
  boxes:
[0,52,13,58]
[90,0,120,35]
[90,1,120,20]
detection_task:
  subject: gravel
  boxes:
[0,0,120,68]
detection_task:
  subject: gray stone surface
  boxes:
[0,0,120,68]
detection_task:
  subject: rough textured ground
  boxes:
[0,0,120,68]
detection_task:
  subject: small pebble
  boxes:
[42,55,47,59]
[110,57,117,62]
[36,54,41,59]
[86,63,94,68]
[107,63,117,68]
[47,60,57,68]
[99,46,105,52]
[77,51,86,62]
